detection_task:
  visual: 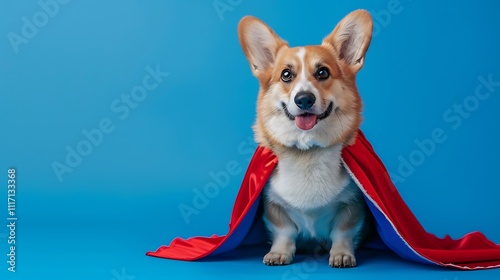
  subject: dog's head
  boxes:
[238,10,373,151]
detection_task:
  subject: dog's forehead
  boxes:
[277,46,336,70]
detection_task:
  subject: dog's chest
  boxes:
[268,147,349,210]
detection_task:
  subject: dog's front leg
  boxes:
[328,204,364,268]
[263,202,297,265]
[263,230,296,265]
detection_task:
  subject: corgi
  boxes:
[237,10,373,268]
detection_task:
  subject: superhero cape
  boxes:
[147,131,500,270]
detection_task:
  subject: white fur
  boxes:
[267,145,348,210]
[263,81,330,150]
[264,145,364,242]
[287,48,321,116]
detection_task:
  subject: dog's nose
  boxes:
[294,91,316,110]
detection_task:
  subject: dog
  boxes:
[237,10,373,268]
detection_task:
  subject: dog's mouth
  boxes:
[282,102,333,131]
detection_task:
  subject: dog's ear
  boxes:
[238,16,287,76]
[322,10,373,73]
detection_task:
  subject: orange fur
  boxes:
[252,45,362,150]
[239,11,372,152]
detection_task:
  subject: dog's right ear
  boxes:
[238,16,287,76]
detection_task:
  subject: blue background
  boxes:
[1,0,500,279]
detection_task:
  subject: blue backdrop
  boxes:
[1,1,499,279]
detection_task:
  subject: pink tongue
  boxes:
[295,114,317,130]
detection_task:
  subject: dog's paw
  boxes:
[263,252,293,266]
[329,250,356,268]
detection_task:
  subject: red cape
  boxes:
[147,131,500,269]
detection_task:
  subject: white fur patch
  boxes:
[287,48,321,116]
[267,145,348,210]
[264,145,365,242]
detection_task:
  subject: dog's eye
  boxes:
[281,69,293,82]
[315,67,330,81]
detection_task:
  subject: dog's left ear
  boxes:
[322,10,373,73]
